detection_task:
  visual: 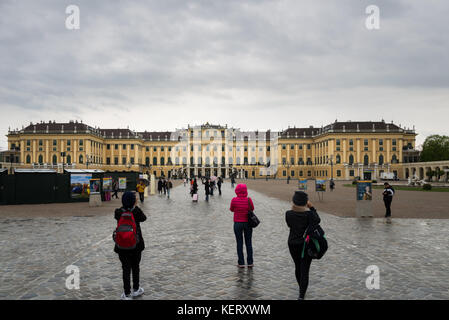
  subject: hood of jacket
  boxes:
[235,184,248,197]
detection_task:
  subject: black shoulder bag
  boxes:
[247,198,260,228]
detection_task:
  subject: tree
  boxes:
[420,135,449,162]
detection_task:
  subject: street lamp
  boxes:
[283,161,292,184]
[61,152,66,173]
[86,155,92,169]
[328,155,334,180]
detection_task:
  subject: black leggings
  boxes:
[118,250,142,295]
[289,244,313,299]
[384,198,392,217]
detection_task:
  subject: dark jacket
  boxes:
[157,180,162,190]
[114,206,147,253]
[204,181,210,195]
[285,207,320,246]
[383,187,395,200]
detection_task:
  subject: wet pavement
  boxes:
[0,182,448,300]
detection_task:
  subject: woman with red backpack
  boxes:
[229,184,255,268]
[114,191,147,300]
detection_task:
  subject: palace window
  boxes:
[364,155,369,165]
[106,157,110,165]
[282,144,286,150]
[123,144,127,150]
[349,155,354,165]
[379,155,384,165]
[336,155,341,164]
[122,157,127,165]
[115,157,119,165]
[337,170,341,177]
[349,170,354,176]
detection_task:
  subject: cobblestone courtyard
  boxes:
[0,183,448,300]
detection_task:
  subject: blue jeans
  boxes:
[234,222,253,265]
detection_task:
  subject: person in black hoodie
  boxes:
[114,191,147,300]
[285,191,321,300]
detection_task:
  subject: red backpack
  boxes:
[113,209,139,250]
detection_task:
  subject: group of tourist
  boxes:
[113,178,396,300]
[187,176,224,200]
[157,178,173,198]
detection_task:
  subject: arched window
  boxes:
[197,157,202,165]
[38,155,43,164]
[236,157,241,165]
[336,155,341,164]
[213,157,218,165]
[364,154,369,165]
[379,155,384,165]
[349,154,354,165]
[79,155,83,164]
[146,157,150,166]
[392,154,398,164]
[53,155,57,164]
[153,157,157,165]
[26,155,31,164]
[228,157,233,165]
[205,157,210,165]
[67,155,71,164]
[221,157,225,165]
[160,157,165,166]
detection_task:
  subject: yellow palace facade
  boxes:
[5,120,418,180]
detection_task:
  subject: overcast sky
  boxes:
[1,0,448,150]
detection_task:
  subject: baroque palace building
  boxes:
[4,120,419,180]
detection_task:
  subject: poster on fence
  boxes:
[357,181,372,200]
[119,177,127,190]
[103,177,112,192]
[315,180,326,192]
[298,179,308,191]
[89,179,101,194]
[70,174,92,199]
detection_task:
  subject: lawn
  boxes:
[343,184,449,192]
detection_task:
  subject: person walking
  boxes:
[210,180,214,196]
[136,181,146,203]
[191,178,198,197]
[229,184,254,268]
[285,191,320,300]
[114,192,147,300]
[217,177,222,195]
[167,178,173,198]
[112,179,119,199]
[203,178,211,201]
[157,178,163,195]
[231,175,236,189]
[330,179,335,192]
[162,179,167,195]
[183,178,187,187]
[383,182,395,223]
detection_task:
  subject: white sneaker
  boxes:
[120,292,133,300]
[132,287,144,297]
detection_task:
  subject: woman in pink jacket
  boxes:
[230,184,255,268]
